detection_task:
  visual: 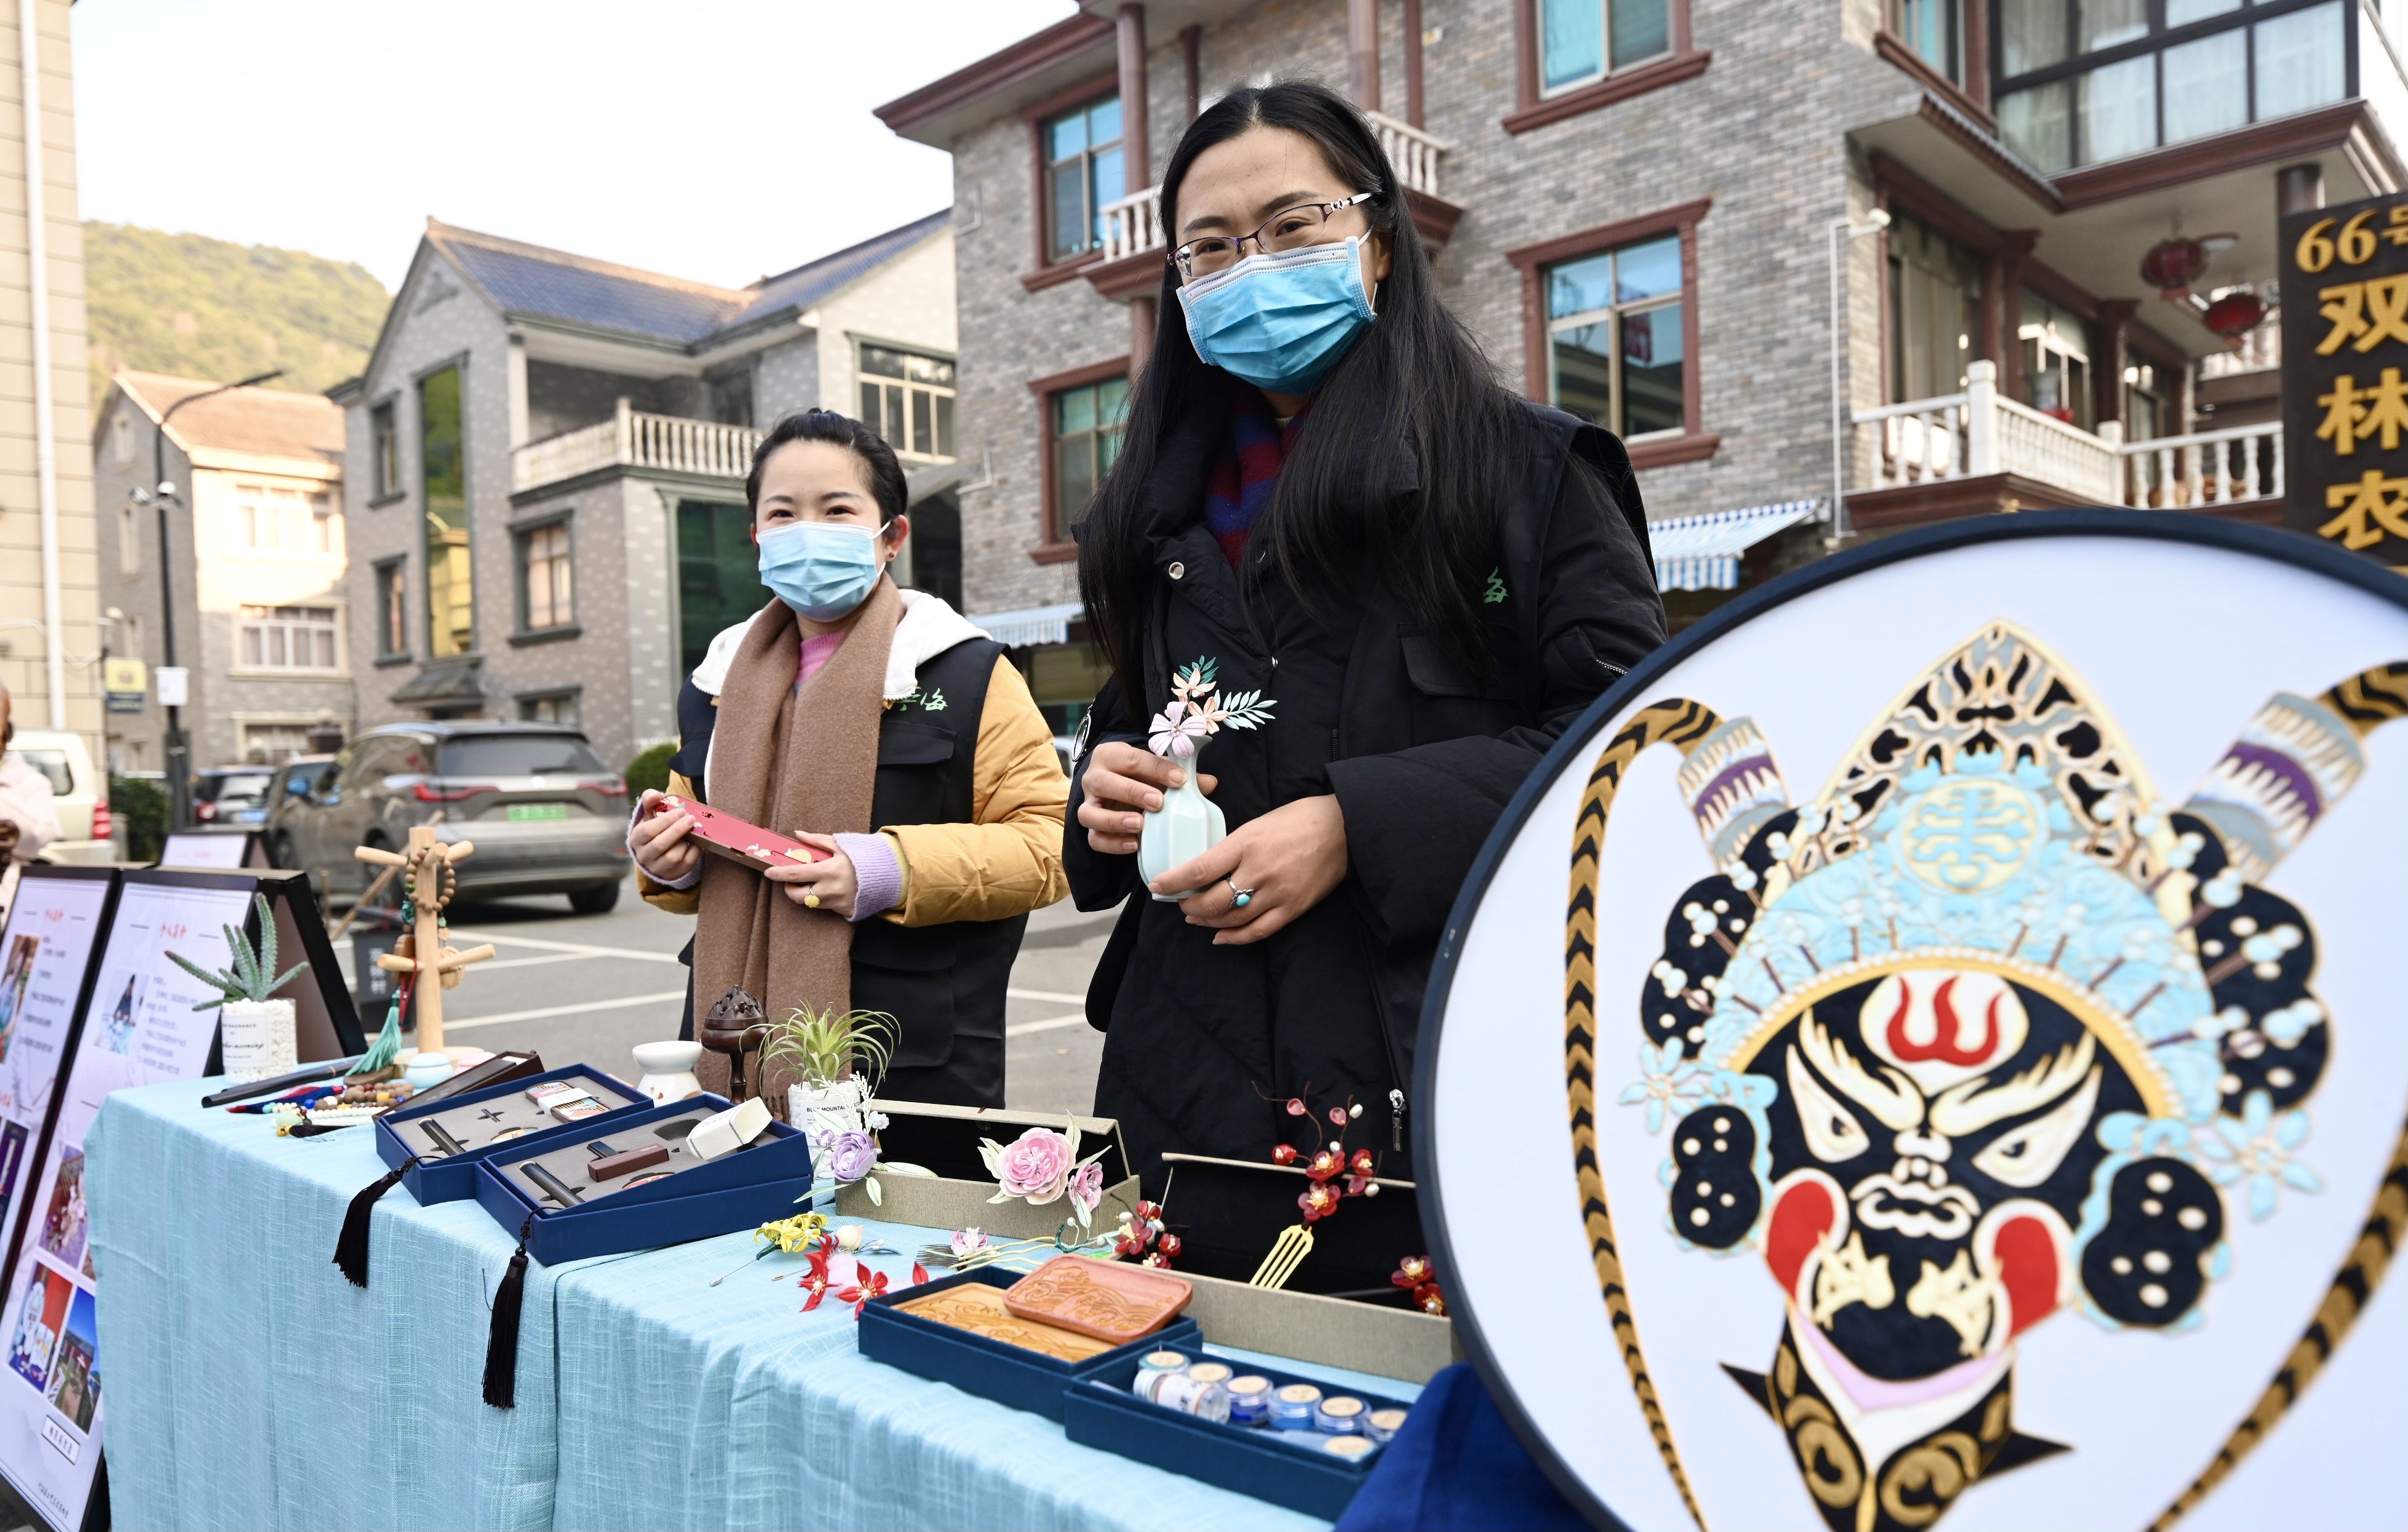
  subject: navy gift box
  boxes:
[472,1094,818,1264]
[375,1064,651,1204]
[857,1266,1202,1423]
[1063,1352,1413,1518]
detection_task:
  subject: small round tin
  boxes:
[1364,1407,1409,1443]
[1319,1435,1378,1462]
[1314,1395,1367,1434]
[1225,1375,1273,1425]
[1269,1381,1322,1427]
[1184,1361,1233,1386]
[1138,1349,1190,1374]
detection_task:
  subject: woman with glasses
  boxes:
[1068,81,1666,1186]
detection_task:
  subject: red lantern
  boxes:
[2203,290,2268,342]
[2140,237,2209,298]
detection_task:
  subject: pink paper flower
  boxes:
[991,1127,1073,1204]
[950,1227,990,1259]
[1068,1161,1103,1216]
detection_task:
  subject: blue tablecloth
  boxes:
[87,1079,1416,1531]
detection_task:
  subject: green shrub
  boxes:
[624,742,675,796]
[110,773,169,862]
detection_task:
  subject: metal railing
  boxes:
[1855,360,2278,509]
[1095,111,1453,265]
[512,399,763,493]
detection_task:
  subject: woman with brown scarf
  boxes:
[629,411,1068,1108]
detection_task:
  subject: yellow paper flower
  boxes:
[753,1212,830,1254]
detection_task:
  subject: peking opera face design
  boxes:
[1561,622,2408,1532]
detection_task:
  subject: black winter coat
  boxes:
[1065,400,1666,1186]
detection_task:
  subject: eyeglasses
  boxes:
[1168,192,1381,282]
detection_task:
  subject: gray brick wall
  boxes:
[754,333,821,422]
[939,0,1928,617]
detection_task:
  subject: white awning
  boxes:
[965,600,1084,648]
[1649,501,1822,591]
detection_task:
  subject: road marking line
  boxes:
[443,930,687,964]
[445,990,689,1032]
[1006,1012,1089,1037]
[1007,987,1086,1004]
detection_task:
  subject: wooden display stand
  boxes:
[355,825,495,1057]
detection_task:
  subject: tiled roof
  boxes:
[724,210,951,330]
[421,211,949,349]
[425,221,748,344]
[117,371,344,463]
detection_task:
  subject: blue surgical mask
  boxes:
[1177,236,1376,394]
[757,520,887,621]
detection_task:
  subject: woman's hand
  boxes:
[629,792,701,883]
[1155,794,1348,946]
[763,833,858,918]
[1076,741,1216,855]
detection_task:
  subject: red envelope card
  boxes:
[644,793,827,870]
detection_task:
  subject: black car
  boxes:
[273,723,631,913]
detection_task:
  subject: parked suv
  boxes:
[193,766,276,825]
[277,723,630,913]
[262,755,336,869]
[2,728,111,863]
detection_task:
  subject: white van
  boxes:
[2,728,112,863]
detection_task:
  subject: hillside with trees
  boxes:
[83,221,389,404]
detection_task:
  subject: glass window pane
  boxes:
[1616,236,1682,301]
[2255,3,2345,122]
[419,365,473,657]
[861,344,906,378]
[242,627,261,667]
[1099,376,1130,423]
[1099,422,1125,477]
[885,389,908,450]
[1057,384,1095,435]
[2000,81,2073,172]
[1548,250,1616,319]
[1049,161,1086,261]
[1087,96,1121,148]
[316,631,336,669]
[268,628,288,668]
[1621,303,1685,436]
[1091,145,1125,229]
[1609,0,1671,66]
[2080,54,2157,163]
[912,390,934,456]
[2164,30,2249,143]
[860,381,880,423]
[1898,0,1958,79]
[1549,322,1615,428]
[2079,0,2147,52]
[1046,109,1086,161]
[1998,0,2068,74]
[1056,435,1095,526]
[936,394,956,458]
[2166,0,2241,23]
[1541,0,1605,89]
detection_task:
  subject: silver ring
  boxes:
[1226,878,1256,909]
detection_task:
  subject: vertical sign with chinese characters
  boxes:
[2283,192,2408,565]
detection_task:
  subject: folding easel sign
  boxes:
[1421,513,2407,1532]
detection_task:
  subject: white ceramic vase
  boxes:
[218,998,296,1082]
[633,1040,705,1104]
[788,1075,871,1140]
[1137,743,1224,902]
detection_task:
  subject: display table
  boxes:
[87,1079,1413,1531]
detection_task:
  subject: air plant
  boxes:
[761,1004,897,1092]
[163,894,304,1010]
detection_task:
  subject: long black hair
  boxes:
[1077,79,1525,708]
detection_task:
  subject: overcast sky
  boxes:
[73,0,1078,293]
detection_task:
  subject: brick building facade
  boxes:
[883,0,2407,726]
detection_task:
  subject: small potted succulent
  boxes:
[165,894,306,1082]
[763,1005,931,1205]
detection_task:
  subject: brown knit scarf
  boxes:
[690,577,901,1104]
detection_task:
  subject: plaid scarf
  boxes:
[1202,392,1308,567]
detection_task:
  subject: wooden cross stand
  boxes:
[355,825,496,1057]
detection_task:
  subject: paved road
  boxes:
[330,871,1113,1114]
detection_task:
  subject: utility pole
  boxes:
[141,368,282,829]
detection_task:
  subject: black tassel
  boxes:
[483,1218,534,1410]
[332,1157,417,1288]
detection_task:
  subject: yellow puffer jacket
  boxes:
[637,599,1068,927]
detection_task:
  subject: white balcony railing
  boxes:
[1854,360,2280,508]
[1095,111,1454,264]
[512,399,763,494]
[2199,323,2279,378]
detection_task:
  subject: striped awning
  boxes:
[964,600,1084,648]
[1649,501,1822,591]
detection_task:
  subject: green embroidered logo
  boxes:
[897,686,947,712]
[1484,568,1508,605]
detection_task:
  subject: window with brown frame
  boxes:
[1040,94,1125,266]
[1028,357,1133,557]
[1509,202,1715,470]
[1506,0,1706,133]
